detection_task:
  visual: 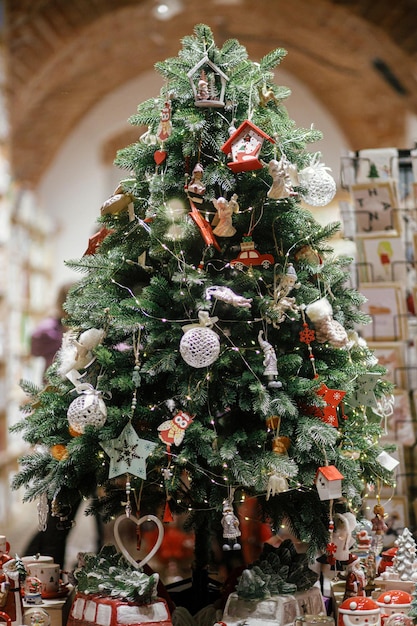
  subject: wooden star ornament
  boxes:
[101,421,157,480]
[348,372,379,409]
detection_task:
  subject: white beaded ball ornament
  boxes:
[180,326,220,368]
[67,390,107,434]
[299,162,336,207]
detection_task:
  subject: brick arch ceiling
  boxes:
[5,0,417,186]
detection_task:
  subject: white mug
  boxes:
[0,535,10,555]
[26,562,60,595]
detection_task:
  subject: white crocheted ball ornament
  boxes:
[299,161,336,207]
[67,390,107,434]
[180,326,220,368]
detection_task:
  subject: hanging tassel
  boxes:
[163,500,174,523]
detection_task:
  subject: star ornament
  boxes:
[348,372,379,409]
[316,384,346,427]
[101,421,157,480]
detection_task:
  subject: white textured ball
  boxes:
[299,165,337,207]
[180,326,220,368]
[67,392,107,434]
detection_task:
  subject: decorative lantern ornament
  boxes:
[67,383,107,435]
[187,56,229,108]
[298,155,337,207]
[180,311,220,368]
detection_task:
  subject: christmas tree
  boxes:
[13,24,394,596]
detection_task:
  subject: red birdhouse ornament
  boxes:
[221,120,275,173]
[315,465,344,500]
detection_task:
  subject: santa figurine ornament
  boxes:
[343,554,367,600]
[221,499,241,551]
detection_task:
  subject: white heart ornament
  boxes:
[114,513,164,569]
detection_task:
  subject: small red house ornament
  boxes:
[221,120,275,173]
[315,465,344,500]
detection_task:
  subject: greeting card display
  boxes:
[359,283,407,342]
[356,235,408,284]
[350,182,399,234]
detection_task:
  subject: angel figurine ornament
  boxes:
[212,194,239,237]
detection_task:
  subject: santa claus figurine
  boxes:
[376,590,412,626]
[338,596,381,626]
[343,554,367,600]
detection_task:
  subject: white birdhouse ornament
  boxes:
[315,465,344,500]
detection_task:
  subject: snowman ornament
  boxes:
[338,596,381,626]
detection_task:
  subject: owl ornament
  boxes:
[306,297,348,348]
[158,410,194,451]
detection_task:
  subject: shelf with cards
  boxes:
[339,147,417,530]
[0,183,55,526]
